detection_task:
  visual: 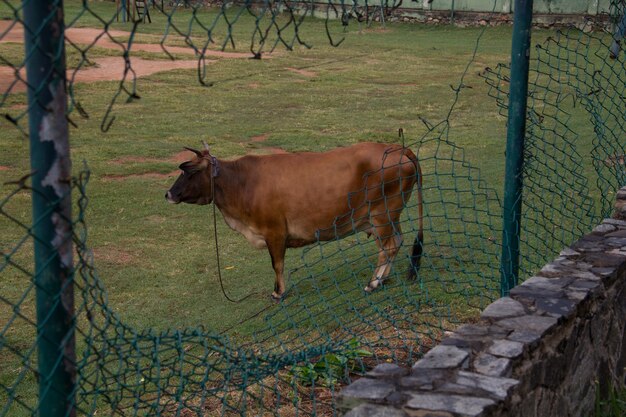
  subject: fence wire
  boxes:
[1,0,625,416]
[482,0,626,276]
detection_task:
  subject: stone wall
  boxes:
[338,187,626,417]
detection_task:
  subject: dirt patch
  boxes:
[71,56,202,82]
[92,246,135,266]
[247,146,287,155]
[0,21,256,59]
[250,133,270,142]
[245,134,288,155]
[0,21,262,94]
[267,147,288,154]
[247,83,260,89]
[172,150,194,163]
[0,166,11,171]
[285,67,317,77]
[101,171,179,181]
[1,56,202,94]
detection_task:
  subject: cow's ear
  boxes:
[179,161,194,172]
[179,158,209,173]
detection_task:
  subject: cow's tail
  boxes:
[407,152,423,281]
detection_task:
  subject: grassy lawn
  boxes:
[1,1,620,415]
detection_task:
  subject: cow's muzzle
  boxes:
[165,191,180,204]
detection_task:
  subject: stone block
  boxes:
[590,267,617,278]
[404,410,454,417]
[568,279,601,293]
[473,353,512,377]
[609,247,626,257]
[487,339,524,359]
[571,269,602,281]
[440,336,475,350]
[455,324,489,337]
[339,377,396,408]
[534,297,578,319]
[509,285,564,300]
[455,371,519,400]
[559,247,580,257]
[566,290,589,301]
[606,235,626,246]
[438,381,484,397]
[583,252,625,268]
[572,236,605,253]
[368,363,410,379]
[344,404,409,417]
[405,393,495,417]
[412,345,469,370]
[402,369,450,391]
[602,218,626,227]
[592,223,617,234]
[400,377,434,391]
[538,262,570,277]
[387,392,411,407]
[481,297,526,320]
[496,315,557,335]
[507,329,542,346]
[606,229,626,238]
[520,276,573,291]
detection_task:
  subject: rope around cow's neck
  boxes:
[211,184,276,335]
[210,163,257,304]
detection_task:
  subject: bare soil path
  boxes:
[0,21,256,93]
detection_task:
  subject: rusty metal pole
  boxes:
[22,0,76,414]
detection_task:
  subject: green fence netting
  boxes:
[482,0,626,276]
[1,0,625,416]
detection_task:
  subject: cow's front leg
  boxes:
[266,237,287,302]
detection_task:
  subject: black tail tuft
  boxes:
[407,232,423,281]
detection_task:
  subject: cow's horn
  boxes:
[202,141,210,152]
[183,146,203,157]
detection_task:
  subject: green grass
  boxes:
[1,1,621,415]
[3,13,520,325]
[594,382,626,417]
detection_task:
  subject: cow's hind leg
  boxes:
[365,225,403,292]
[266,237,287,302]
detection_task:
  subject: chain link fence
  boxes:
[1,0,625,416]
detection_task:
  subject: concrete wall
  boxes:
[338,186,626,417]
[405,0,612,15]
[305,0,616,27]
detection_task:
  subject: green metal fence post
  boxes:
[451,0,455,25]
[500,0,534,296]
[22,0,76,414]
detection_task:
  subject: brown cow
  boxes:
[166,142,423,301]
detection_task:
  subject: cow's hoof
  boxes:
[364,278,382,293]
[364,283,379,292]
[271,292,283,303]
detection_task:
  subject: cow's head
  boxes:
[165,144,215,205]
